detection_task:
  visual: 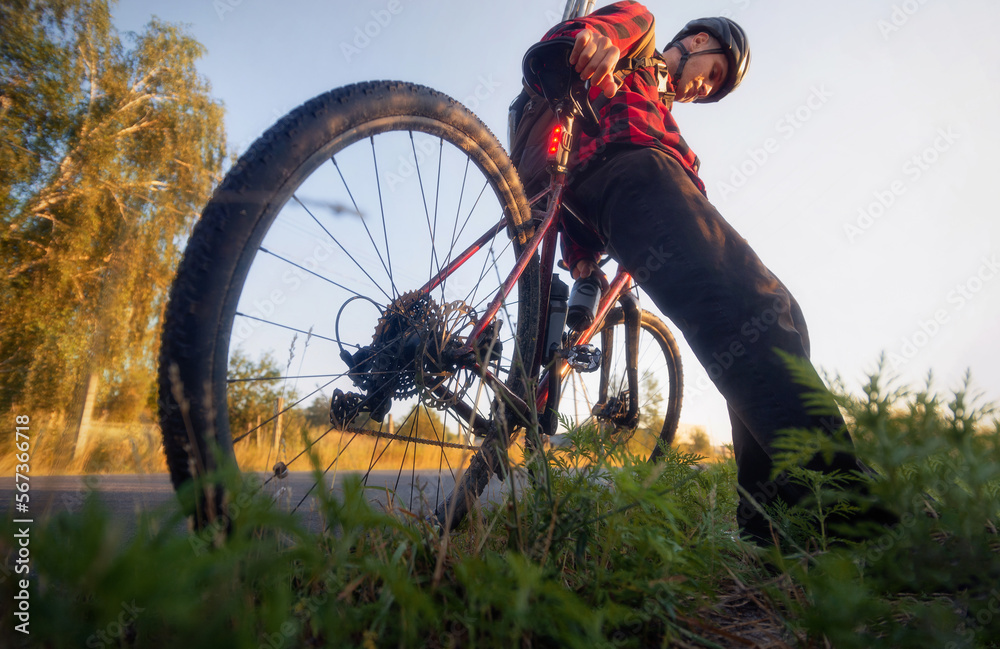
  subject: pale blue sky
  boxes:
[114,0,1000,443]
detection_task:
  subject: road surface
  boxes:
[0,470,519,539]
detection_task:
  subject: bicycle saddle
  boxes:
[521,37,601,136]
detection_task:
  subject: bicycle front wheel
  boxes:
[158,81,539,526]
[557,308,683,463]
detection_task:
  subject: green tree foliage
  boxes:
[679,426,712,457]
[0,0,226,420]
[636,374,665,438]
[303,395,331,429]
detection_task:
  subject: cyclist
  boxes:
[523,0,884,544]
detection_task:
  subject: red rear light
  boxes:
[548,125,562,156]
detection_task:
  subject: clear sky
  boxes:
[113,0,1000,444]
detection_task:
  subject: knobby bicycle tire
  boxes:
[559,307,684,462]
[158,81,539,528]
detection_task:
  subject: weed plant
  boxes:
[759,358,1000,648]
[2,425,758,647]
[2,363,998,648]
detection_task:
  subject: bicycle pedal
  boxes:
[559,344,602,372]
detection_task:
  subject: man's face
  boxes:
[672,33,729,103]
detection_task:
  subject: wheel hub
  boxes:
[336,291,489,423]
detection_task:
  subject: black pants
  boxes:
[570,145,860,541]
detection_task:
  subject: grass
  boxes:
[234,427,478,476]
[2,364,998,648]
[0,419,169,477]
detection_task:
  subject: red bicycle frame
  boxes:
[418,114,636,428]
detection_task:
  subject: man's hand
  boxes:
[568,29,620,99]
[571,259,602,280]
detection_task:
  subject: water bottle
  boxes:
[545,275,569,361]
[567,276,601,331]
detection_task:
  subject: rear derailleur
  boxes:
[329,291,502,428]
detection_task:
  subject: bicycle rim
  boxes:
[555,307,682,462]
[159,82,539,526]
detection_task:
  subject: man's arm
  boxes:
[543,0,655,98]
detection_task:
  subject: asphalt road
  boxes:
[0,470,517,540]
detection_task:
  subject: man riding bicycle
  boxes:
[518,0,879,544]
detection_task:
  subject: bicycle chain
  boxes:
[336,421,480,451]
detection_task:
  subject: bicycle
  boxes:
[157,38,683,530]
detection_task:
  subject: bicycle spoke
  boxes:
[488,248,519,350]
[164,87,541,534]
[410,132,443,284]
[291,194,393,303]
[232,378,338,444]
[228,373,348,384]
[259,247,376,303]
[466,230,517,310]
[291,442,347,513]
[234,312,339,345]
[330,155,395,294]
[448,179,491,263]
[370,136,397,300]
[363,407,418,485]
[261,420,343,491]
[432,137,444,278]
[392,405,421,511]
[447,157,472,260]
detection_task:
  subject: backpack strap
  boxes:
[614,56,674,110]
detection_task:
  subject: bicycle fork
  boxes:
[593,291,641,429]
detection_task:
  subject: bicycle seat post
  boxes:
[550,106,576,178]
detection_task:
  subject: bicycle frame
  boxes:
[419,112,643,434]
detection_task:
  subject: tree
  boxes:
[680,426,713,458]
[0,0,226,421]
[303,395,332,429]
[636,374,666,443]
[227,350,299,445]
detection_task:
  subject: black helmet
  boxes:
[666,17,750,103]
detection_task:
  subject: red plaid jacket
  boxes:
[543,0,704,190]
[542,1,706,271]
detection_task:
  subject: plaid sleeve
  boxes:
[542,0,653,56]
[560,231,602,275]
[536,1,707,196]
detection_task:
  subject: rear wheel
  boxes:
[158,81,539,527]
